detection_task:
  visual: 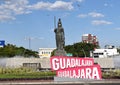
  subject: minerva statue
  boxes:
[54,18,66,56]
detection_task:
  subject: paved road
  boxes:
[0,80,120,85]
[0,82,120,85]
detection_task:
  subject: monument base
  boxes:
[54,49,66,56]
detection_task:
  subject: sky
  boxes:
[0,0,120,51]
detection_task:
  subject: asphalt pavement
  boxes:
[0,79,120,85]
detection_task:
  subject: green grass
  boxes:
[0,67,120,79]
[0,67,56,79]
[0,72,55,79]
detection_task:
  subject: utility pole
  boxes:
[25,37,33,50]
[28,37,31,50]
[25,37,43,50]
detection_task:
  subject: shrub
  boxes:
[0,67,56,79]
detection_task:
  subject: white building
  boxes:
[38,48,55,58]
[90,48,119,58]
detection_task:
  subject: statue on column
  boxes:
[54,18,66,56]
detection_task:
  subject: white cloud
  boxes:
[78,12,111,26]
[75,0,84,2]
[62,13,70,17]
[115,28,120,30]
[50,1,73,10]
[78,12,104,18]
[0,0,30,15]
[0,15,15,22]
[28,1,52,10]
[0,0,74,22]
[78,14,87,18]
[104,3,113,7]
[104,3,108,7]
[30,1,73,11]
[92,20,113,25]
[0,0,30,22]
[88,12,104,18]
[71,0,84,3]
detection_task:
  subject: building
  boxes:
[90,48,119,58]
[38,48,55,58]
[82,34,99,46]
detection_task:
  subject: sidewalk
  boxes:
[0,79,120,85]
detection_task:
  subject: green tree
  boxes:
[51,42,99,58]
[0,44,39,58]
[65,42,99,57]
